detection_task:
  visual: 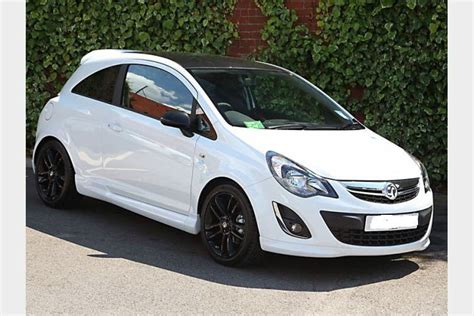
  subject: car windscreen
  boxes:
[189,69,362,130]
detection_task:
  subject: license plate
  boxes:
[365,213,418,232]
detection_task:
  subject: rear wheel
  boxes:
[34,140,80,208]
[200,184,263,266]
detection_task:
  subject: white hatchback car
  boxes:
[33,49,433,266]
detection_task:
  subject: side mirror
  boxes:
[161,110,193,137]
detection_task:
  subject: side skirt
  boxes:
[75,174,200,234]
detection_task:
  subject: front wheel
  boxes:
[200,184,263,266]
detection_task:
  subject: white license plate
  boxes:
[365,213,419,232]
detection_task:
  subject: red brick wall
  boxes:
[227,0,319,57]
[227,0,267,57]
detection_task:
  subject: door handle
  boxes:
[107,123,123,133]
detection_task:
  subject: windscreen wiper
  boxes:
[338,119,364,130]
[266,123,307,130]
[266,119,364,130]
[267,123,341,130]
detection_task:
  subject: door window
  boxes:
[122,65,193,120]
[72,65,121,104]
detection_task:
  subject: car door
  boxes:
[99,62,199,215]
[65,65,122,179]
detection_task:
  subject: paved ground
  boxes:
[26,168,447,315]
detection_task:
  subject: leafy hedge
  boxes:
[27,0,446,184]
[254,0,447,184]
[26,0,237,147]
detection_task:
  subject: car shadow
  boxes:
[26,169,446,292]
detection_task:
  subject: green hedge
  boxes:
[255,0,447,184]
[27,0,446,184]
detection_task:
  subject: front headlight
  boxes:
[410,154,431,192]
[266,151,338,198]
[420,162,430,192]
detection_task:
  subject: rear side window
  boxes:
[122,65,193,120]
[72,65,121,104]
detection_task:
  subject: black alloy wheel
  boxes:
[200,184,263,266]
[35,140,80,208]
[204,192,246,258]
[36,146,65,200]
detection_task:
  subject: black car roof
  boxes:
[130,51,283,72]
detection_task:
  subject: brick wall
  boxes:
[227,0,319,57]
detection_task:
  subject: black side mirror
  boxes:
[161,110,193,137]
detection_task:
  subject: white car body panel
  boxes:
[33,49,433,257]
[229,127,421,180]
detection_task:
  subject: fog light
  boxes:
[290,223,303,234]
[272,202,311,238]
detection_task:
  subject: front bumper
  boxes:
[245,177,433,258]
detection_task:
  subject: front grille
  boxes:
[344,178,420,204]
[321,208,432,247]
[351,188,419,203]
[330,224,429,246]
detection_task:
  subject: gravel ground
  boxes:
[26,168,447,315]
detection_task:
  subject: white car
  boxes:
[33,49,433,266]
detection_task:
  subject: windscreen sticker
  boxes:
[244,121,265,129]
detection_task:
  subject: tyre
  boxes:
[200,183,264,266]
[34,139,81,208]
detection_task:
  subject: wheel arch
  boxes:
[197,177,250,216]
[33,135,76,174]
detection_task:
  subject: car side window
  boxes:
[122,64,193,120]
[72,65,121,104]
